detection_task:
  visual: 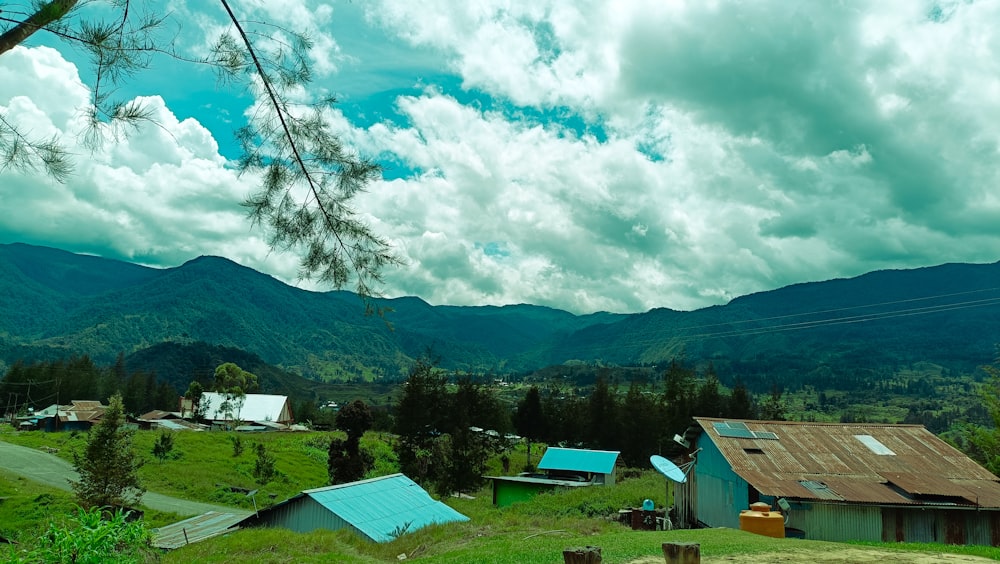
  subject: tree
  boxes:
[393,359,449,483]
[438,376,505,495]
[693,365,724,418]
[663,359,696,434]
[252,441,277,485]
[213,362,258,425]
[0,1,400,300]
[514,386,546,467]
[728,377,756,420]
[585,375,620,450]
[151,430,174,463]
[960,355,1000,474]
[183,380,207,422]
[71,392,144,509]
[759,384,787,421]
[619,380,662,467]
[336,399,374,443]
[328,399,374,484]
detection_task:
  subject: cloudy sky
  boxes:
[2,0,999,314]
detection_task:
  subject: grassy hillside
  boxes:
[2,427,999,563]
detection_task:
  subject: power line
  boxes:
[561,287,1000,358]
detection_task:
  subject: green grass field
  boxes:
[3,426,1000,563]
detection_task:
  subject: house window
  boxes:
[743,448,765,455]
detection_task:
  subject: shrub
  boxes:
[7,506,153,564]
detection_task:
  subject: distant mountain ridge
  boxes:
[2,242,999,385]
[0,243,624,378]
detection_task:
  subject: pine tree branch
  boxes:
[0,0,80,56]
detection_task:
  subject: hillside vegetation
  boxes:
[2,427,999,563]
[3,243,999,390]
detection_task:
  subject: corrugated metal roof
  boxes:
[695,418,1000,508]
[200,393,292,424]
[484,475,594,488]
[152,511,247,549]
[537,447,620,474]
[303,473,469,542]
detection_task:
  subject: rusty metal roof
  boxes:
[152,511,247,549]
[694,418,1000,508]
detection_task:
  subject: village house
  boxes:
[675,417,1000,546]
[180,392,293,429]
[18,400,109,432]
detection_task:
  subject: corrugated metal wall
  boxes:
[786,502,881,542]
[687,435,750,529]
[256,497,351,536]
[787,503,1000,546]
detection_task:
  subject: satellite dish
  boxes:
[650,455,687,483]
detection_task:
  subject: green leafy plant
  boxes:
[9,505,152,564]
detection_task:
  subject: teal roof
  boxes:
[303,474,468,542]
[537,448,620,474]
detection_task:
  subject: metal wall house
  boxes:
[244,473,469,542]
[675,418,1000,546]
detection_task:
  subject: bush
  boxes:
[7,506,153,564]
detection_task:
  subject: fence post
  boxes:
[662,542,700,564]
[562,545,602,563]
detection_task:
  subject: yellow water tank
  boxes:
[739,502,785,538]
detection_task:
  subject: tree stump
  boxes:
[562,545,602,563]
[662,542,700,564]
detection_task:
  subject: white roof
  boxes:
[200,392,291,424]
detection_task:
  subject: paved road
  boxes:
[0,440,250,518]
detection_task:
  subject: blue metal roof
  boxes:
[537,448,620,474]
[303,474,468,543]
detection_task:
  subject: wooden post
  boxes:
[562,545,602,563]
[662,542,699,564]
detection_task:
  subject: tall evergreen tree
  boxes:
[393,359,449,483]
[515,386,547,466]
[586,375,620,450]
[328,400,374,484]
[71,393,144,509]
[619,380,662,466]
[728,377,756,419]
[663,359,696,434]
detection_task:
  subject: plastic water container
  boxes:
[642,499,654,511]
[739,502,785,538]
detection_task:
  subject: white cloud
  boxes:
[6,1,1000,316]
[0,46,298,284]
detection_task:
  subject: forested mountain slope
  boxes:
[2,243,998,384]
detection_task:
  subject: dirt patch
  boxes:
[628,547,997,563]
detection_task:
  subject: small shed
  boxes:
[244,474,469,542]
[538,447,620,485]
[676,417,1000,546]
[486,475,593,507]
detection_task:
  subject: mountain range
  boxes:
[2,242,999,390]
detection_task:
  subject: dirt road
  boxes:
[0,440,249,517]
